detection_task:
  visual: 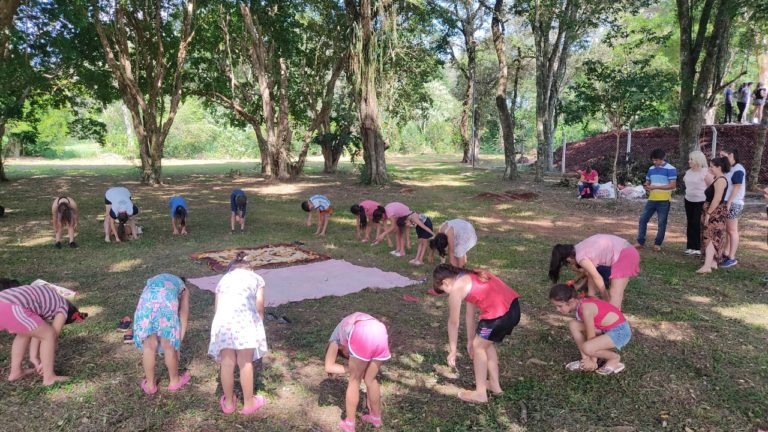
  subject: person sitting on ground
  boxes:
[230,189,247,232]
[51,196,78,249]
[104,186,139,243]
[169,196,189,236]
[577,165,599,198]
[133,274,191,394]
[433,264,521,403]
[301,194,333,236]
[549,283,630,375]
[697,156,730,274]
[350,200,389,244]
[372,202,412,256]
[0,283,87,385]
[325,312,391,431]
[549,234,640,310]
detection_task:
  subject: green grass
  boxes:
[1,155,767,431]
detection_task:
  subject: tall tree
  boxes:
[488,0,518,180]
[748,2,768,187]
[85,0,196,185]
[0,0,21,57]
[518,0,639,181]
[676,0,741,166]
[345,0,390,184]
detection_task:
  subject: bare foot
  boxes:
[486,381,503,395]
[409,259,423,266]
[696,266,712,274]
[43,375,69,386]
[457,390,488,404]
[8,368,36,382]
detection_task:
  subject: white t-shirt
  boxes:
[724,163,746,205]
[683,169,707,202]
[105,187,135,215]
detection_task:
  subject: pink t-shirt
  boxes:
[574,234,631,267]
[384,202,410,219]
[579,170,598,183]
[359,200,381,218]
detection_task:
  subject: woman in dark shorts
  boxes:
[432,264,521,404]
[396,211,434,265]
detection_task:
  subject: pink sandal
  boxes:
[339,419,356,432]
[167,372,191,392]
[239,395,266,415]
[220,395,237,414]
[361,414,382,428]
[140,379,157,395]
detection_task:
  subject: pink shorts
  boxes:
[610,246,640,279]
[0,302,43,333]
[348,319,391,362]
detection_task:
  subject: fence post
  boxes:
[625,126,632,162]
[710,125,717,156]
[561,129,566,174]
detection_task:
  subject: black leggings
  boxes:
[684,199,704,250]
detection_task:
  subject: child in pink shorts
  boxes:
[324,312,391,431]
[0,284,86,385]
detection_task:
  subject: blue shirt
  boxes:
[230,189,247,216]
[646,162,677,201]
[309,194,331,211]
[169,196,188,218]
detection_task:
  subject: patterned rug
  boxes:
[190,243,330,272]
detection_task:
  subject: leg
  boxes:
[567,320,595,365]
[458,336,492,402]
[363,223,372,242]
[29,322,68,385]
[236,349,256,409]
[128,217,139,240]
[230,213,236,231]
[456,255,467,268]
[8,334,35,381]
[578,183,585,195]
[636,201,655,246]
[608,277,629,310]
[581,335,620,368]
[363,360,383,417]
[66,224,75,244]
[697,242,717,273]
[725,218,739,259]
[141,335,159,391]
[160,337,181,387]
[405,229,411,250]
[321,213,330,236]
[654,201,670,246]
[104,216,112,242]
[220,349,237,409]
[691,201,703,251]
[486,343,502,394]
[346,357,368,424]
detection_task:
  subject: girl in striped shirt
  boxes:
[0,284,84,385]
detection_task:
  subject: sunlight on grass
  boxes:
[630,317,695,341]
[685,295,712,304]
[108,258,143,273]
[18,236,51,247]
[713,305,768,330]
[81,304,104,317]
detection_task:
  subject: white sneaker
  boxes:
[684,249,694,255]
[389,250,400,256]
[690,250,701,256]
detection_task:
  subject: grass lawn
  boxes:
[0,155,766,432]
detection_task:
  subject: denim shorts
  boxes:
[605,321,631,350]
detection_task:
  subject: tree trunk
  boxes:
[613,129,620,198]
[347,0,388,185]
[460,81,472,162]
[0,0,20,59]
[491,0,518,180]
[749,108,767,187]
[0,117,7,181]
[756,32,768,85]
[677,0,738,166]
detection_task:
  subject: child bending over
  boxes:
[302,194,332,236]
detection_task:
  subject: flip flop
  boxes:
[239,395,266,415]
[140,379,157,395]
[457,390,488,404]
[596,363,626,375]
[167,371,191,392]
[565,360,583,371]
[220,395,237,414]
[402,294,419,303]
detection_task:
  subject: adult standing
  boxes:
[697,157,730,274]
[723,84,734,123]
[636,149,677,252]
[737,82,752,123]
[104,186,139,242]
[549,234,640,310]
[719,148,746,268]
[51,196,78,249]
[754,83,767,124]
[682,151,710,256]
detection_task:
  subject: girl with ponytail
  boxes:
[432,264,521,403]
[169,196,189,235]
[350,200,388,244]
[50,197,79,249]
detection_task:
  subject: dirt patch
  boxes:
[474,190,538,201]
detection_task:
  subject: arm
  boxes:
[579,259,608,300]
[581,304,598,342]
[705,180,727,223]
[178,288,190,342]
[171,216,179,234]
[727,182,743,208]
[413,217,434,237]
[324,342,347,375]
[306,210,313,227]
[446,230,457,266]
[255,286,265,322]
[648,179,677,190]
[464,302,477,360]
[51,200,58,229]
[446,290,463,367]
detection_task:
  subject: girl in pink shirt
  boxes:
[432,264,521,404]
[549,283,631,375]
[549,234,639,310]
[350,200,389,245]
[373,202,412,257]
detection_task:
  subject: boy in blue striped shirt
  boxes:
[636,149,677,251]
[302,195,333,236]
